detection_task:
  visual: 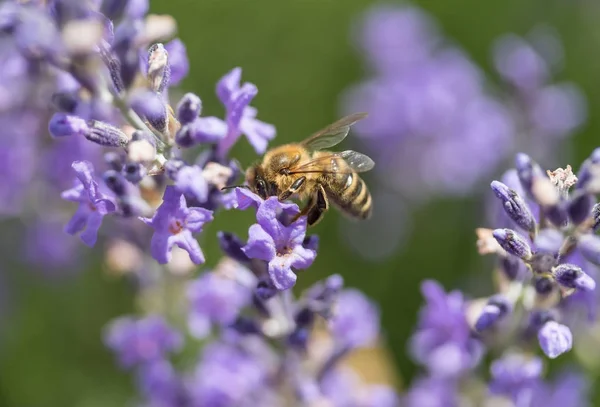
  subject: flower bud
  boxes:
[493,229,532,260]
[568,191,595,225]
[85,121,129,147]
[217,231,250,263]
[474,295,511,332]
[577,234,600,265]
[491,181,536,233]
[552,263,596,291]
[48,113,89,138]
[538,320,572,359]
[176,93,202,125]
[147,43,170,93]
[103,170,127,196]
[593,203,600,231]
[122,162,147,184]
[515,153,545,198]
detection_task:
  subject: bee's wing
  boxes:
[300,112,368,151]
[289,150,375,174]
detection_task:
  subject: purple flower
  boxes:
[490,180,536,233]
[61,161,116,247]
[242,197,316,290]
[216,67,276,156]
[140,186,213,264]
[328,289,379,349]
[409,280,482,377]
[187,342,269,407]
[104,315,183,369]
[187,271,253,338]
[493,228,532,260]
[403,377,459,407]
[474,295,511,331]
[492,34,548,91]
[173,165,209,203]
[136,359,183,407]
[538,320,573,359]
[488,353,543,402]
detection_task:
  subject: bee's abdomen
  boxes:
[329,171,372,220]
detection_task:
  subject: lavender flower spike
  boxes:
[491,180,536,234]
[61,161,116,247]
[552,264,596,291]
[242,197,316,290]
[140,186,213,264]
[538,320,573,359]
[492,229,532,260]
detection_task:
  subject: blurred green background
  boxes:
[2,0,600,405]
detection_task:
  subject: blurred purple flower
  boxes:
[328,289,379,349]
[140,186,213,265]
[402,377,459,407]
[538,321,573,359]
[104,315,183,369]
[187,271,253,338]
[488,354,543,401]
[409,280,482,377]
[136,359,183,407]
[187,342,269,407]
[242,197,316,290]
[60,160,116,247]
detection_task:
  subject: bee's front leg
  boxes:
[278,176,306,201]
[292,184,328,226]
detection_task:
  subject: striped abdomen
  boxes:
[325,158,372,220]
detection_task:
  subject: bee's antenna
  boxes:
[221,185,249,191]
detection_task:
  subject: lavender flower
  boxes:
[242,196,316,290]
[409,280,481,377]
[538,320,573,359]
[60,161,116,247]
[216,67,276,156]
[104,315,183,369]
[187,268,254,338]
[140,186,213,265]
[328,289,379,349]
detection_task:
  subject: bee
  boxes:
[244,112,374,226]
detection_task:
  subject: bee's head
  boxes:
[246,165,270,199]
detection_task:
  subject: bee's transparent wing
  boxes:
[300,112,368,151]
[289,150,375,175]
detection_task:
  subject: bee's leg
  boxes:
[278,176,306,201]
[306,185,329,226]
[292,184,328,226]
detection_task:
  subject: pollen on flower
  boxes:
[168,219,184,234]
[547,165,577,196]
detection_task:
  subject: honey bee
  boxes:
[244,112,374,226]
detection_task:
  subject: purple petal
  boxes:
[242,224,276,261]
[80,211,104,247]
[72,160,96,193]
[216,67,241,105]
[61,184,85,202]
[162,185,185,208]
[256,197,286,239]
[233,188,263,210]
[268,257,297,290]
[227,84,258,130]
[173,231,205,264]
[94,197,116,215]
[240,115,276,155]
[290,246,316,270]
[64,205,89,235]
[186,208,213,232]
[175,166,209,202]
[164,39,189,85]
[191,116,227,143]
[151,232,174,264]
[188,314,211,339]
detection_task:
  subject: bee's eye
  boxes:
[256,180,267,198]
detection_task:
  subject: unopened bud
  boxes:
[147,43,170,93]
[176,93,202,125]
[492,229,532,260]
[491,181,536,233]
[86,120,129,147]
